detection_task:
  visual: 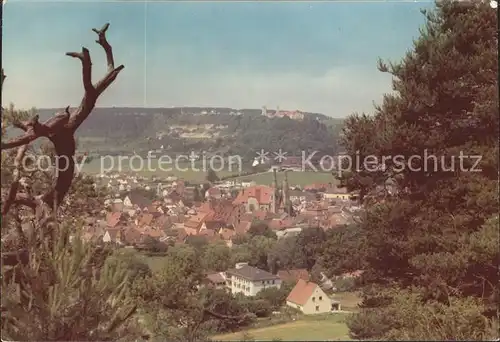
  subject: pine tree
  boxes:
[340,1,499,339]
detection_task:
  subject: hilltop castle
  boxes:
[261,106,305,121]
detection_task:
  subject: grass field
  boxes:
[212,314,351,341]
[80,156,335,186]
[80,157,241,181]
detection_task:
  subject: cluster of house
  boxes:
[81,170,360,249]
[204,262,351,315]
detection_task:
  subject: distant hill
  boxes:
[31,107,345,160]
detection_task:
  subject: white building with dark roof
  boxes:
[225,262,281,296]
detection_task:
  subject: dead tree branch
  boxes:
[67,23,125,131]
[1,23,124,219]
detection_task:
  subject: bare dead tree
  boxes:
[1,23,124,260]
[2,24,250,333]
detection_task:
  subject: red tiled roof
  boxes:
[184,212,210,230]
[106,212,123,228]
[197,200,244,226]
[233,185,274,205]
[286,279,320,306]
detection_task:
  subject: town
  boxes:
[90,169,358,247]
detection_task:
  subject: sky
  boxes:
[2,0,433,117]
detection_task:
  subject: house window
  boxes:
[319,296,322,300]
[272,280,275,284]
[262,281,265,284]
[315,306,319,311]
[312,297,315,302]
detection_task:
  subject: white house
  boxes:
[286,279,340,314]
[225,263,281,296]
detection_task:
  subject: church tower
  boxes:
[272,169,279,214]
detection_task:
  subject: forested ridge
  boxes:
[28,107,344,158]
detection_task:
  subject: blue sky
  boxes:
[2,0,432,117]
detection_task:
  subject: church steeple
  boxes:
[272,169,279,214]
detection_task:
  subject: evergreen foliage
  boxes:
[339,1,499,339]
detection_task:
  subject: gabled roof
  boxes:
[226,265,280,282]
[105,228,121,240]
[205,199,241,223]
[106,212,123,228]
[184,212,210,230]
[286,279,320,305]
[233,185,274,205]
